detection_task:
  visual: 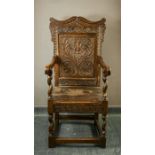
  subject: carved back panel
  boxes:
[49,17,106,86]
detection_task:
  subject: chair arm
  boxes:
[45,55,59,75]
[97,56,111,77]
[45,55,59,96]
[97,56,111,101]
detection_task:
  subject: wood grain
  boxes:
[45,16,111,148]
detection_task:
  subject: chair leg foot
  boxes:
[99,137,106,148]
[94,113,98,125]
[48,136,55,148]
[100,113,107,148]
[48,113,55,148]
[55,113,59,130]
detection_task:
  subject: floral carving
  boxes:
[59,34,96,77]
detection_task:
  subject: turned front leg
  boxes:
[102,113,107,135]
[48,113,55,148]
[100,101,108,148]
[99,112,107,148]
[55,113,59,134]
[94,113,98,126]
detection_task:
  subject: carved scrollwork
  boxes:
[59,35,95,77]
[78,60,94,76]
[50,16,106,35]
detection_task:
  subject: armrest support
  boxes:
[45,55,59,97]
[45,55,59,75]
[97,56,111,101]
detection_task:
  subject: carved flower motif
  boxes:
[59,35,95,77]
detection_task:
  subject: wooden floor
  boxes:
[34,112,121,155]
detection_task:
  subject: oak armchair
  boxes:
[45,17,110,148]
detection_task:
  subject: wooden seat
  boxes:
[50,86,105,113]
[45,16,111,148]
[52,86,103,101]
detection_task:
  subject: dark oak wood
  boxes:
[45,16,111,148]
[94,119,102,135]
[59,114,95,120]
[55,137,100,144]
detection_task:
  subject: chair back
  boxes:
[50,17,106,86]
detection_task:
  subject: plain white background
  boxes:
[0,0,155,155]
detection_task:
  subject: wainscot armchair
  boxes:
[45,17,111,148]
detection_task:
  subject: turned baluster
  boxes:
[102,75,108,101]
[98,55,110,101]
[47,69,53,97]
[101,114,106,137]
[45,55,58,97]
[101,72,109,141]
[99,56,110,147]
